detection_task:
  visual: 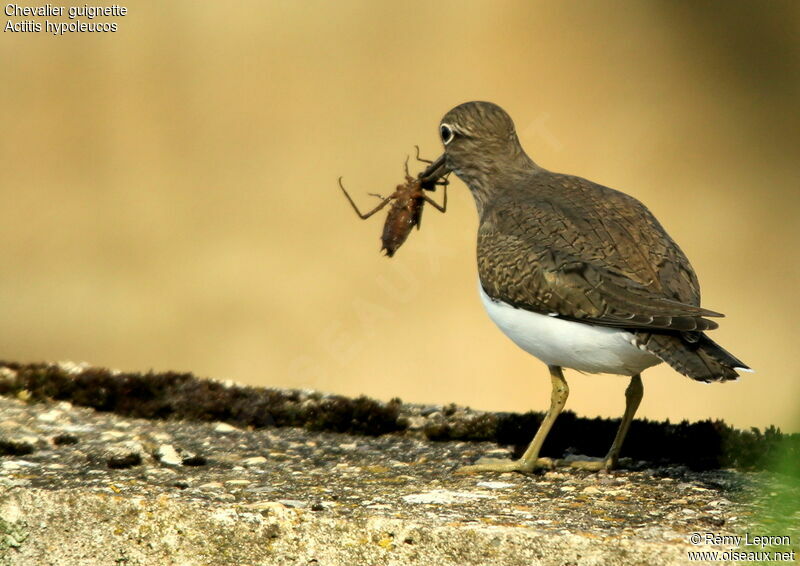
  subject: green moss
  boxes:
[0,440,34,457]
[1,361,796,472]
[489,411,800,474]
[424,413,499,441]
[0,516,28,563]
[0,362,405,437]
[744,441,800,558]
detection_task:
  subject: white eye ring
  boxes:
[440,123,455,145]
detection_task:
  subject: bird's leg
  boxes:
[569,374,643,471]
[457,366,568,474]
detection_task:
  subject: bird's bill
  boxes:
[419,154,449,190]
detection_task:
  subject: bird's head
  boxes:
[421,101,533,207]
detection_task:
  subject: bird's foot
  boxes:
[563,456,618,472]
[456,456,556,474]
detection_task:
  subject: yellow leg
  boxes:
[569,374,643,471]
[457,366,568,474]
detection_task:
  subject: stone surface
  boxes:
[0,361,798,566]
[3,360,798,473]
[1,394,797,566]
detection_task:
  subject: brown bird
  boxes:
[420,101,750,473]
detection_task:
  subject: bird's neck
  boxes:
[456,150,539,218]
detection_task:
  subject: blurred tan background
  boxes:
[1,1,798,432]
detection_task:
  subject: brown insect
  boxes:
[339,148,448,257]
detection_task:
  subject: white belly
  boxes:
[479,283,661,375]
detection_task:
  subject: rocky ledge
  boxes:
[0,362,797,566]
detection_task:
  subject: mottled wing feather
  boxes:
[477,173,723,332]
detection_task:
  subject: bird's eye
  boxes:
[440,124,454,145]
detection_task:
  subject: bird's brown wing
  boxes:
[477,173,721,332]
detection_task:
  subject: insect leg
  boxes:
[422,182,447,213]
[338,177,393,219]
[414,145,433,164]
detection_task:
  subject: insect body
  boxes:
[339,152,448,257]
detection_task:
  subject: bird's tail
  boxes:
[637,331,750,383]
